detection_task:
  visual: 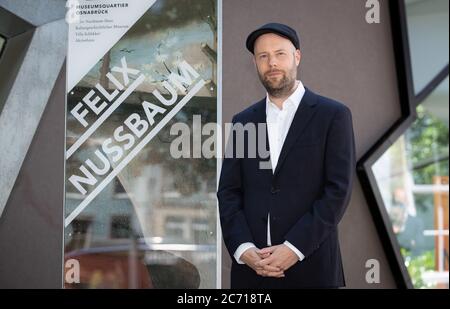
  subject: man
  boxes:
[217,23,356,288]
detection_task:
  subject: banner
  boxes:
[65,0,218,289]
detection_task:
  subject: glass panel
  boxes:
[405,0,449,94]
[64,0,218,289]
[372,77,449,288]
[0,36,5,55]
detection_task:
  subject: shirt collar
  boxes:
[266,80,305,114]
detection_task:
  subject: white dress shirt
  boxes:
[234,80,306,264]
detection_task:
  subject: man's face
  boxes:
[253,33,301,98]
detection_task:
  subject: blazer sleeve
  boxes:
[217,115,255,255]
[284,105,356,258]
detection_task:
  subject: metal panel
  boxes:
[0,18,67,218]
[0,0,66,27]
[0,64,65,288]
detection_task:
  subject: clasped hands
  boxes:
[240,244,299,278]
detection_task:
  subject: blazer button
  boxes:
[271,187,280,194]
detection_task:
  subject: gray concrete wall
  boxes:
[0,0,66,26]
[0,18,66,218]
[0,65,65,288]
[0,2,67,288]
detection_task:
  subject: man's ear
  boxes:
[295,49,301,66]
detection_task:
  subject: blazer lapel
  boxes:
[273,88,318,176]
[252,98,266,124]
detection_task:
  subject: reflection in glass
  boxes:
[0,36,5,55]
[372,77,449,288]
[405,0,449,94]
[64,0,218,288]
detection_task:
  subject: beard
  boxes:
[258,65,297,98]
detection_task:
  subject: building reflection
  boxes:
[64,89,217,288]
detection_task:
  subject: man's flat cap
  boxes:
[246,22,300,54]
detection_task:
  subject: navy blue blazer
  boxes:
[217,88,356,288]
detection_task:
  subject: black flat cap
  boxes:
[246,22,300,54]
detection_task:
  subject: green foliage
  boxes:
[402,248,436,288]
[407,105,449,185]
